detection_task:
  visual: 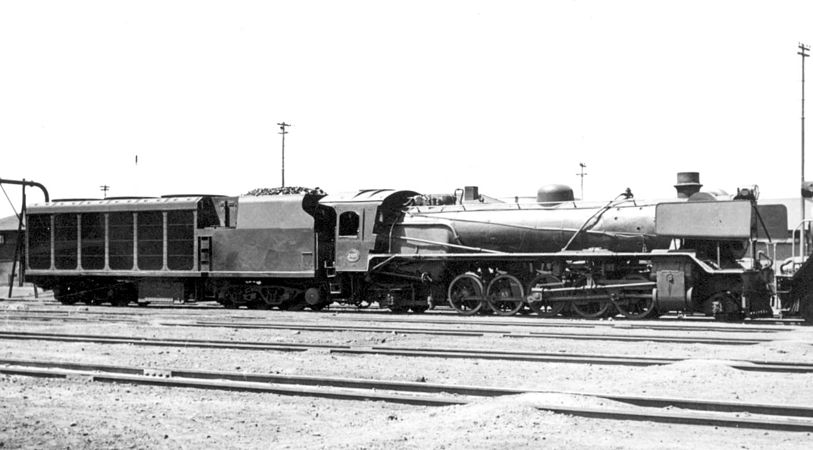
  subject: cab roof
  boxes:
[320,189,420,205]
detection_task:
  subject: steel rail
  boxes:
[331,346,813,373]
[2,358,813,432]
[337,316,796,333]
[1,308,799,336]
[189,321,490,337]
[1,330,811,373]
[187,320,772,345]
[0,314,141,324]
[0,364,461,407]
[1,309,798,347]
[505,331,768,345]
[3,302,805,327]
[0,330,342,352]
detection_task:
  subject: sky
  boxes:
[2,0,813,220]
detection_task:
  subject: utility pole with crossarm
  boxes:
[278,122,291,187]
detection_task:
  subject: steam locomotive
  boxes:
[23,178,790,321]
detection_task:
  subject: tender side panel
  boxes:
[167,210,194,270]
[209,195,317,276]
[137,211,164,270]
[27,214,51,270]
[81,213,105,270]
[54,213,77,269]
[26,208,198,274]
[109,212,134,270]
[211,228,315,273]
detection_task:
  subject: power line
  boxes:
[799,42,809,224]
[99,185,110,198]
[277,122,291,187]
[576,162,588,200]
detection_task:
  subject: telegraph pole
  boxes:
[277,122,291,187]
[99,185,110,198]
[799,43,809,225]
[576,162,588,200]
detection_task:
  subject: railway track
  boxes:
[3,301,806,329]
[337,316,801,333]
[0,330,810,373]
[2,313,778,344]
[2,309,788,345]
[183,320,778,345]
[2,357,812,432]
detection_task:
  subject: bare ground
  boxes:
[2,300,813,449]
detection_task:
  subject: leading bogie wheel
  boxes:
[486,274,525,316]
[447,272,485,315]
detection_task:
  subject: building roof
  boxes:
[0,214,22,231]
[762,198,813,232]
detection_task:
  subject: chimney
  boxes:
[674,172,703,198]
[463,186,480,202]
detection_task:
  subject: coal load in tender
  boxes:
[244,186,327,196]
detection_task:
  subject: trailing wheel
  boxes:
[704,291,744,321]
[526,274,566,317]
[612,275,658,320]
[486,274,525,316]
[447,272,485,315]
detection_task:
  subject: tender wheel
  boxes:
[107,285,130,307]
[526,274,566,317]
[613,275,658,320]
[53,285,79,305]
[218,287,241,309]
[281,298,307,311]
[447,272,485,315]
[486,274,525,316]
[304,287,329,311]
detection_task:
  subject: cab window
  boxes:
[338,211,360,237]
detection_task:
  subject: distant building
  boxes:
[766,198,813,234]
[0,215,23,285]
[752,198,813,264]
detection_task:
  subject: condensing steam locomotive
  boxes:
[23,175,793,321]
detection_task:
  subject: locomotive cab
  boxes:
[320,190,419,273]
